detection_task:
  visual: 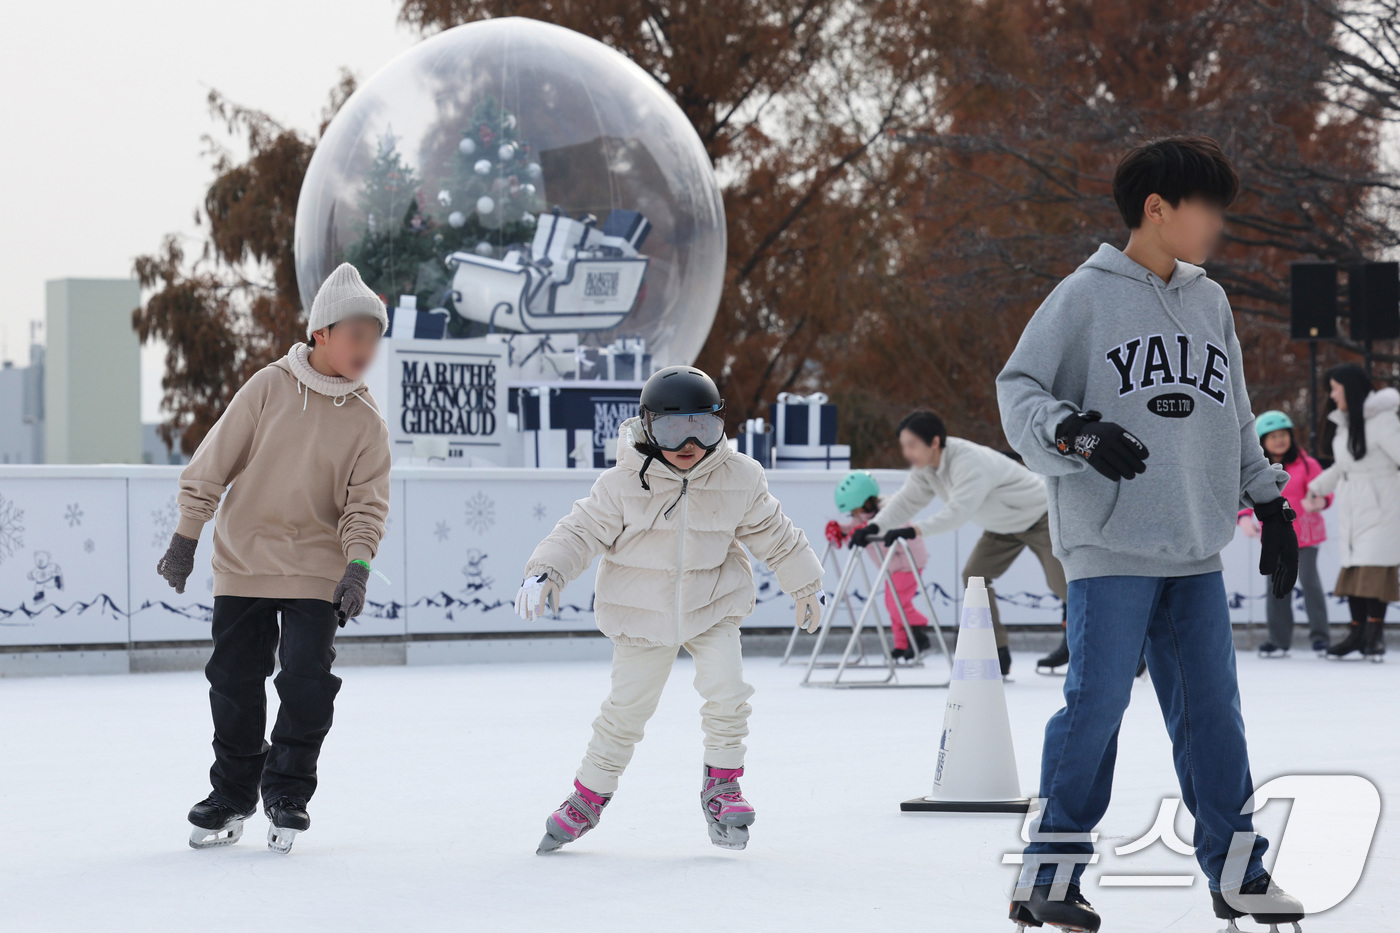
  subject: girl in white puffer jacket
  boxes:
[518,367,826,854]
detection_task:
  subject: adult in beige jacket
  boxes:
[523,416,823,798]
[856,411,1067,672]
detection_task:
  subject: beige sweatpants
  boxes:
[961,512,1069,649]
[577,618,754,795]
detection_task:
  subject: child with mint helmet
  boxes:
[826,470,931,660]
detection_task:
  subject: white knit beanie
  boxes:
[306,262,389,339]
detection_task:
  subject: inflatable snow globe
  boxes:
[294,17,726,368]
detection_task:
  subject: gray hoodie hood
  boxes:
[995,243,1287,581]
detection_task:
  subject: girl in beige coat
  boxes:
[518,367,826,853]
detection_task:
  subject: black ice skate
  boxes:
[1257,642,1290,659]
[1363,621,1386,662]
[1326,621,1368,659]
[265,797,311,854]
[1210,871,1304,933]
[1008,880,1100,932]
[1036,635,1069,674]
[187,795,255,849]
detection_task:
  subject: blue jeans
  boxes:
[1021,572,1269,893]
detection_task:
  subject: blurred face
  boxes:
[1262,429,1292,458]
[1330,378,1347,410]
[1146,194,1225,265]
[313,316,382,381]
[662,441,705,470]
[899,429,940,469]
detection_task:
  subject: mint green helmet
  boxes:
[1255,410,1294,438]
[835,470,880,513]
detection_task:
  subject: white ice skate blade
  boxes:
[708,823,749,850]
[188,818,246,849]
[267,824,300,855]
[1225,920,1302,933]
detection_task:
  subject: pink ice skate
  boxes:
[702,765,756,850]
[537,780,610,854]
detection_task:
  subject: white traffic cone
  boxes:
[902,576,1030,813]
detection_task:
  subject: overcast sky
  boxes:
[0,1,421,419]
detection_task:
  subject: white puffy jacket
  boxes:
[1308,387,1400,568]
[524,417,824,647]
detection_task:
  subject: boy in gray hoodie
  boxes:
[996,136,1304,932]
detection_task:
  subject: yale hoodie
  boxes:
[176,344,392,601]
[996,243,1287,581]
[524,417,824,647]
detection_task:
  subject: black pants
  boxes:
[206,596,341,812]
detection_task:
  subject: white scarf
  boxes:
[286,343,365,398]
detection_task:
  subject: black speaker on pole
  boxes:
[1349,261,1400,341]
[1290,262,1338,340]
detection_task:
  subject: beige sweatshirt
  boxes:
[176,344,392,601]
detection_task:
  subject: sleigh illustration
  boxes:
[445,207,651,334]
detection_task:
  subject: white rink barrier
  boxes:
[0,464,1357,652]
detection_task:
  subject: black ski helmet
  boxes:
[640,366,724,417]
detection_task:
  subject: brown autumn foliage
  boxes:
[139,1,1398,465]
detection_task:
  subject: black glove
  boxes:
[1254,497,1299,599]
[882,527,917,547]
[849,523,880,548]
[333,561,371,626]
[1055,411,1150,481]
[156,533,197,594]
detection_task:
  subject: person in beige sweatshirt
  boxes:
[522,366,826,855]
[157,262,391,854]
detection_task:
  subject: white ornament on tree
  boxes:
[458,137,477,156]
[448,211,466,228]
[521,212,537,226]
[474,241,495,256]
[437,189,452,207]
[476,196,496,215]
[521,183,536,197]
[526,162,542,180]
[497,143,516,161]
[474,159,493,175]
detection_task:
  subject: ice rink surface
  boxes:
[2,648,1394,932]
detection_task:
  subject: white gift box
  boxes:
[733,418,773,468]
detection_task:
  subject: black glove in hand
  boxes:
[333,562,371,626]
[849,523,880,548]
[1254,497,1299,599]
[156,533,197,594]
[1055,411,1150,481]
[882,527,917,547]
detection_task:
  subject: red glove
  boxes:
[825,520,847,547]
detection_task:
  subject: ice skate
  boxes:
[265,797,310,854]
[187,795,254,849]
[1326,622,1367,659]
[701,765,755,850]
[1257,642,1289,659]
[537,780,610,854]
[1364,622,1386,662]
[1311,637,1329,656]
[1036,634,1069,674]
[1210,871,1304,933]
[1008,880,1100,932]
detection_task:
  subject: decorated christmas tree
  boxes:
[435,96,548,261]
[343,126,440,308]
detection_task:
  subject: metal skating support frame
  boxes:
[797,539,953,688]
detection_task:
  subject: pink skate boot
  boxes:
[702,765,756,850]
[537,779,610,854]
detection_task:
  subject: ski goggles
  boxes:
[643,409,727,451]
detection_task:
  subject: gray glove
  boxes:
[333,561,371,626]
[156,533,197,594]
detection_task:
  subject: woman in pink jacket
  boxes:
[1237,410,1332,656]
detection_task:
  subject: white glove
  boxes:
[514,572,561,621]
[796,590,828,634]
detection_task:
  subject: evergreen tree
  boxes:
[344,127,440,307]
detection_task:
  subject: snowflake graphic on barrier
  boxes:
[464,492,495,535]
[151,497,179,548]
[434,521,451,542]
[0,492,24,563]
[84,539,95,554]
[65,503,84,527]
[533,503,548,521]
